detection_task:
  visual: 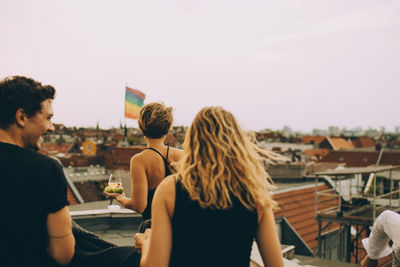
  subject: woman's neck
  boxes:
[144,136,166,150]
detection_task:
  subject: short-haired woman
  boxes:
[135,106,284,267]
[105,102,182,221]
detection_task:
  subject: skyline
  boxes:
[55,120,400,136]
[1,0,399,132]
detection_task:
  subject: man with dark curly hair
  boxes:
[0,76,75,266]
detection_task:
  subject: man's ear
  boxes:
[15,108,27,127]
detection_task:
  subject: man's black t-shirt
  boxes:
[0,142,70,267]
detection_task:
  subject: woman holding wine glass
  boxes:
[104,102,182,222]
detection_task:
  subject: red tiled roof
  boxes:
[380,151,400,165]
[317,151,400,167]
[67,186,79,205]
[304,148,331,161]
[112,134,125,141]
[319,151,378,166]
[58,154,101,167]
[303,136,326,145]
[40,143,73,155]
[273,184,338,253]
[352,137,376,148]
[256,132,281,141]
[73,181,104,202]
[326,137,353,150]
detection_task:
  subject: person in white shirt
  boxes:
[361,210,400,267]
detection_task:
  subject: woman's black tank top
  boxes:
[169,179,258,267]
[141,146,176,220]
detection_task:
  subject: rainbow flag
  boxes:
[125,86,146,119]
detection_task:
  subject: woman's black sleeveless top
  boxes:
[141,146,175,220]
[169,180,258,267]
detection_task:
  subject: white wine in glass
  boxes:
[105,172,123,206]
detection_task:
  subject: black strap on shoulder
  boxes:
[145,147,165,159]
[145,146,176,174]
[166,145,170,160]
[165,146,176,173]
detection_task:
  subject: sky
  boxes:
[1,0,399,133]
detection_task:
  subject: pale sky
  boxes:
[1,0,399,132]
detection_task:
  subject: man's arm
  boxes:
[47,206,75,266]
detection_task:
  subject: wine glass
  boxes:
[108,172,122,189]
[106,171,123,209]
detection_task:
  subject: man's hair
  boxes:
[138,102,173,139]
[0,76,56,129]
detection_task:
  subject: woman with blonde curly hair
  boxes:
[135,106,284,267]
[105,102,182,221]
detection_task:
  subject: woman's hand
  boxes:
[103,191,126,205]
[135,228,152,254]
[103,191,126,199]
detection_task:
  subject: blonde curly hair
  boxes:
[178,106,277,211]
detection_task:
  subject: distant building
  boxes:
[267,162,307,179]
[104,146,146,170]
[312,129,328,136]
[259,142,313,153]
[342,127,365,137]
[282,125,292,135]
[328,126,340,136]
[256,131,284,143]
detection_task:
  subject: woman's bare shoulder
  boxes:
[153,175,178,217]
[158,174,177,190]
[130,150,148,163]
[154,175,177,203]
